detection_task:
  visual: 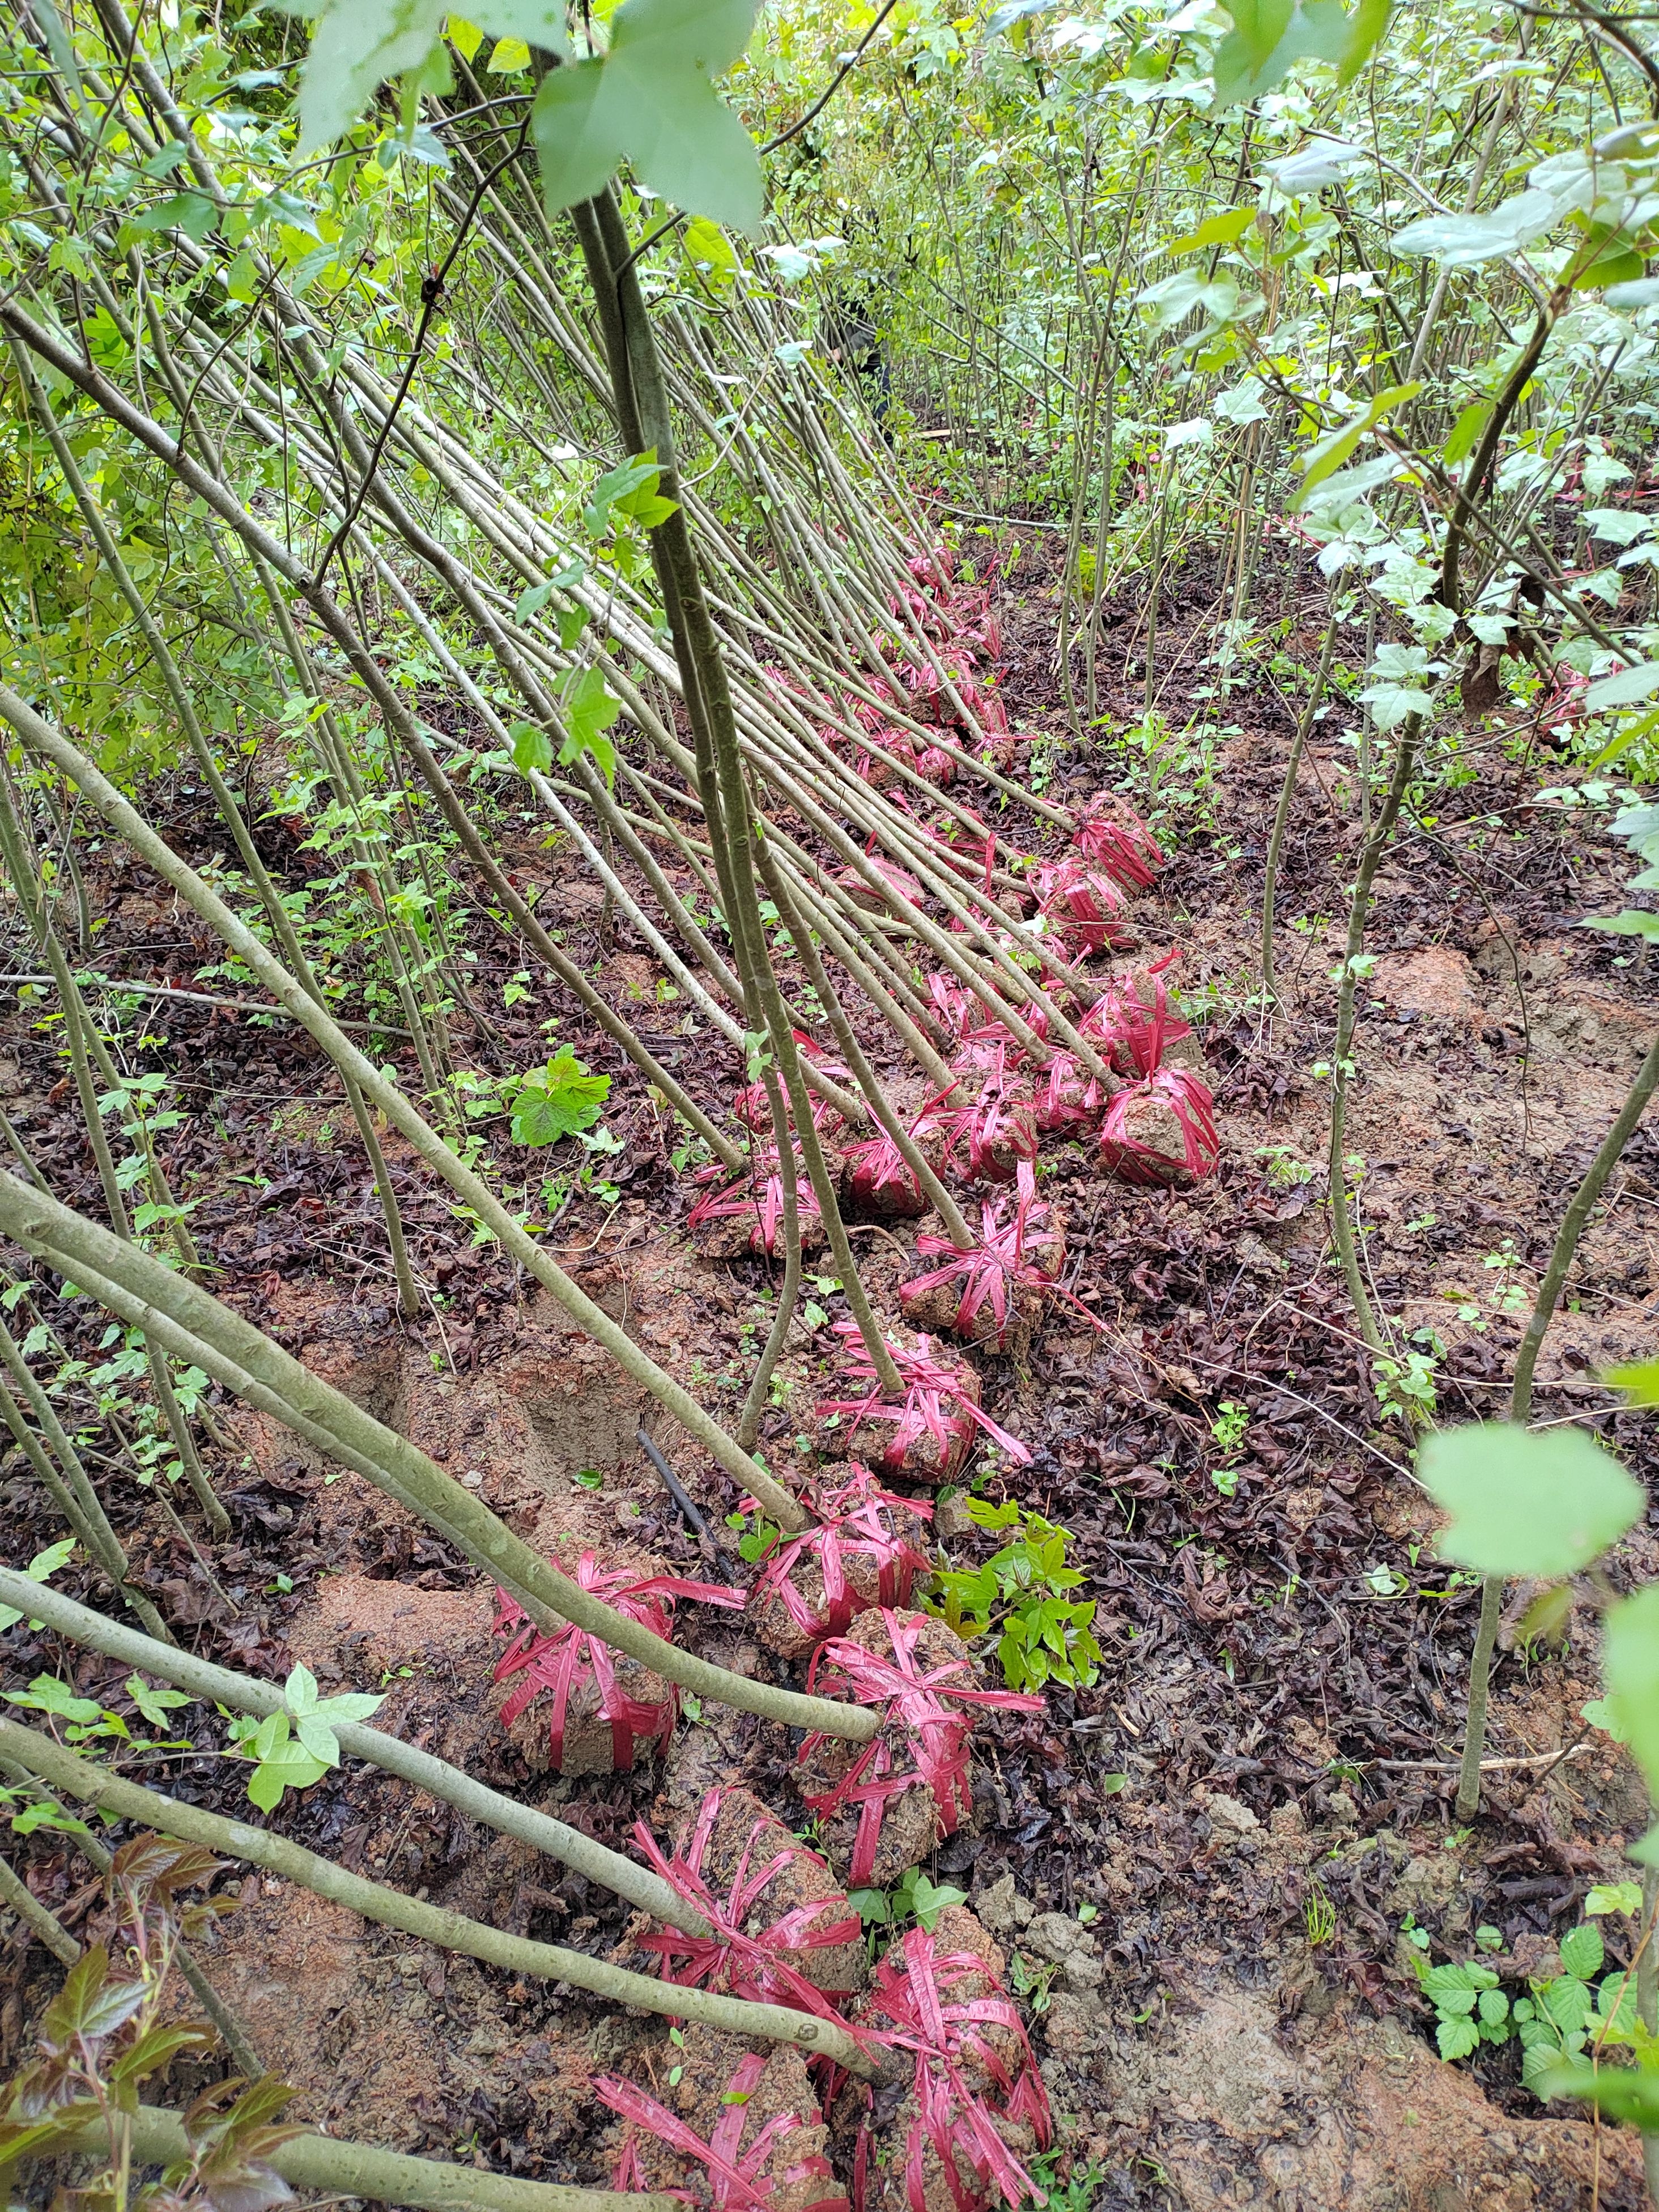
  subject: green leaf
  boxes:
[1583,910,1659,940]
[516,579,556,622]
[284,1664,320,1715]
[558,665,623,787]
[1443,399,1492,467]
[1289,382,1419,509]
[1211,0,1387,110]
[292,1713,343,1766]
[1541,2057,1659,2126]
[1604,1586,1659,1805]
[1586,661,1659,711]
[849,1886,891,1925]
[248,1737,329,1812]
[0,1538,76,1631]
[1169,206,1257,255]
[1559,1923,1605,1980]
[1416,1422,1644,1577]
[296,0,449,150]
[511,719,555,777]
[1609,1357,1659,1405]
[531,0,763,227]
[7,1675,104,1724]
[1390,188,1555,266]
[509,1048,612,1146]
[125,1674,190,1728]
[1436,2014,1481,2060]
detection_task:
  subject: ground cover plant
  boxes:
[4,0,1659,2205]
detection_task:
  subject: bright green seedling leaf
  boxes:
[511,720,554,777]
[1168,206,1257,255]
[125,1674,190,1729]
[531,0,763,228]
[1443,399,1492,467]
[0,1538,76,1631]
[558,665,623,787]
[1604,1586,1659,1805]
[1586,1882,1643,1917]
[1558,1922,1604,1980]
[509,1048,612,1146]
[6,1674,104,1725]
[245,1718,329,1813]
[1416,1422,1644,1578]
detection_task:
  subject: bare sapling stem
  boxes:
[1327,714,1422,1360]
[0,1567,712,1937]
[0,1717,882,2080]
[1456,1024,1659,1820]
[1262,612,1339,1007]
[0,1172,877,1741]
[0,682,812,1531]
[61,2106,678,2212]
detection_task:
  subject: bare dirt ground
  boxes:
[4,537,1659,2210]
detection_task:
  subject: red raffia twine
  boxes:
[900,1161,1100,1352]
[1030,1049,1104,1135]
[493,1556,743,1773]
[798,1609,1044,1888]
[746,1464,934,1647]
[631,1787,866,2025]
[1078,952,1189,1079]
[1033,856,1135,958]
[818,1323,1031,1477]
[920,1056,1037,1186]
[853,1927,1053,2212]
[1098,1066,1219,1185]
[602,2053,847,2212]
[1071,800,1165,891]
[688,1152,823,1257]
[732,1032,851,1134]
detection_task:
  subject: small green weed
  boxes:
[926,1499,1100,1692]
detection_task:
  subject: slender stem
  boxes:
[0,1843,79,1964]
[1327,716,1422,1357]
[1458,1025,1659,1820]
[0,1567,711,1938]
[0,1176,874,1742]
[1263,614,1338,1007]
[62,2106,676,2212]
[0,1717,881,2080]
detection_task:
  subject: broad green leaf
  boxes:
[1390,189,1555,266]
[1290,382,1419,508]
[284,1664,320,1715]
[7,1675,104,1724]
[511,719,555,776]
[1559,1922,1604,1980]
[559,666,623,787]
[1583,910,1659,941]
[1608,276,1659,309]
[1586,661,1659,710]
[292,1712,342,1765]
[531,0,763,227]
[1212,0,1386,109]
[1417,1422,1643,1577]
[1443,399,1491,467]
[296,0,449,150]
[247,1737,329,1811]
[516,579,556,622]
[488,34,531,69]
[1607,1357,1659,1404]
[125,1674,190,1728]
[1436,2014,1480,2059]
[509,1048,611,1145]
[1588,1878,1644,1916]
[316,1691,385,1724]
[1604,1586,1659,1804]
[0,1538,76,1631]
[1542,2058,1659,2126]
[1169,206,1257,254]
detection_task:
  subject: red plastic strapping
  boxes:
[493,1556,743,1772]
[688,1153,824,1257]
[631,1788,865,2024]
[818,1324,1032,1475]
[747,1464,933,1647]
[1071,799,1165,891]
[1032,856,1135,958]
[599,2055,846,2212]
[900,1161,1098,1350]
[1098,1066,1219,1185]
[1078,954,1190,1079]
[860,1928,1052,2212]
[797,1611,1044,1887]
